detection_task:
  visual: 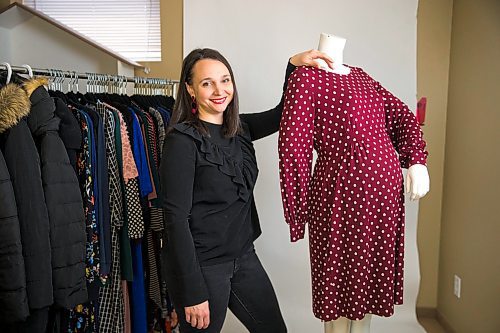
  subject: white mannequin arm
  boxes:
[405,164,430,200]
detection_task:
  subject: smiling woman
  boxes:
[159,48,333,333]
[187,59,235,124]
[168,48,241,138]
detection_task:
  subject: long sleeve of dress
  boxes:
[160,132,208,307]
[130,111,153,197]
[278,68,315,242]
[370,76,428,168]
[240,62,296,140]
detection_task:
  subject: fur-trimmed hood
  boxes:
[23,77,60,136]
[23,77,49,98]
[0,83,31,134]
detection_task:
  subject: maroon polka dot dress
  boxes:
[278,66,427,321]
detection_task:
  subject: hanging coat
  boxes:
[0,85,29,322]
[0,83,53,310]
[53,97,82,171]
[23,78,88,309]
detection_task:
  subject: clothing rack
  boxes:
[0,63,179,97]
[0,61,178,331]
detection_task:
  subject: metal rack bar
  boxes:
[0,64,179,83]
[1,63,179,96]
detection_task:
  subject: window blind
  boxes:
[24,0,161,62]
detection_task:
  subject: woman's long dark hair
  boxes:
[169,48,241,137]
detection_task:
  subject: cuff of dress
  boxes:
[409,150,428,168]
[289,222,306,242]
[401,151,428,169]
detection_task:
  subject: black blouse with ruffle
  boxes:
[160,62,296,307]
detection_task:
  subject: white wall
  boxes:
[0,7,135,93]
[184,1,425,332]
[9,17,116,73]
[0,26,11,61]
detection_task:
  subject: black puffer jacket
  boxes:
[54,97,82,171]
[24,78,87,309]
[0,85,29,322]
[0,83,53,310]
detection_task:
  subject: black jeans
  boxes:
[175,249,287,333]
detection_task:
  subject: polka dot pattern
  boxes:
[278,66,427,321]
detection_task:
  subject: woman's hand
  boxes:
[185,300,210,329]
[290,49,334,69]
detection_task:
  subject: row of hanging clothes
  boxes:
[0,63,179,333]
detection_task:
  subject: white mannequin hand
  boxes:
[406,164,430,200]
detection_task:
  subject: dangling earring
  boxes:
[191,95,197,114]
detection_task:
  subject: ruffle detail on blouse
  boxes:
[172,123,258,201]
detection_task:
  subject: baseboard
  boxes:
[436,310,457,333]
[416,306,437,319]
[416,307,457,333]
